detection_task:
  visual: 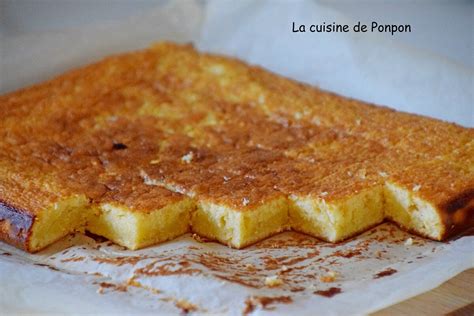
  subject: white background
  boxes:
[1,0,472,66]
[1,0,472,126]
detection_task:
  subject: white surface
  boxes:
[1,224,473,315]
[320,0,474,68]
[0,0,473,314]
[2,0,473,67]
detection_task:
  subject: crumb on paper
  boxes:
[265,275,284,287]
[374,268,398,279]
[243,296,293,315]
[314,287,342,298]
[320,270,337,283]
[245,263,256,271]
[126,276,141,288]
[96,282,127,295]
[175,299,198,314]
[125,277,161,295]
[404,237,413,246]
[192,233,208,243]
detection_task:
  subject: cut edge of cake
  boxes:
[86,198,195,250]
[288,186,385,242]
[191,196,289,248]
[28,194,89,252]
[1,179,470,253]
[384,181,444,240]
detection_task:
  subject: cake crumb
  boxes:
[181,152,194,164]
[378,171,388,178]
[242,197,250,206]
[175,299,198,314]
[404,237,414,246]
[245,263,256,271]
[140,169,159,186]
[149,159,160,164]
[265,275,284,287]
[192,233,208,243]
[243,296,292,315]
[320,270,337,283]
[312,117,321,125]
[320,191,328,197]
[412,184,421,192]
[356,169,367,179]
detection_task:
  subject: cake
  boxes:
[0,42,472,252]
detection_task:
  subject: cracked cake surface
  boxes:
[0,42,472,252]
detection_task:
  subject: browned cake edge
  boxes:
[0,200,35,251]
[439,188,474,240]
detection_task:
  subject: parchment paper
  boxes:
[1,1,473,314]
